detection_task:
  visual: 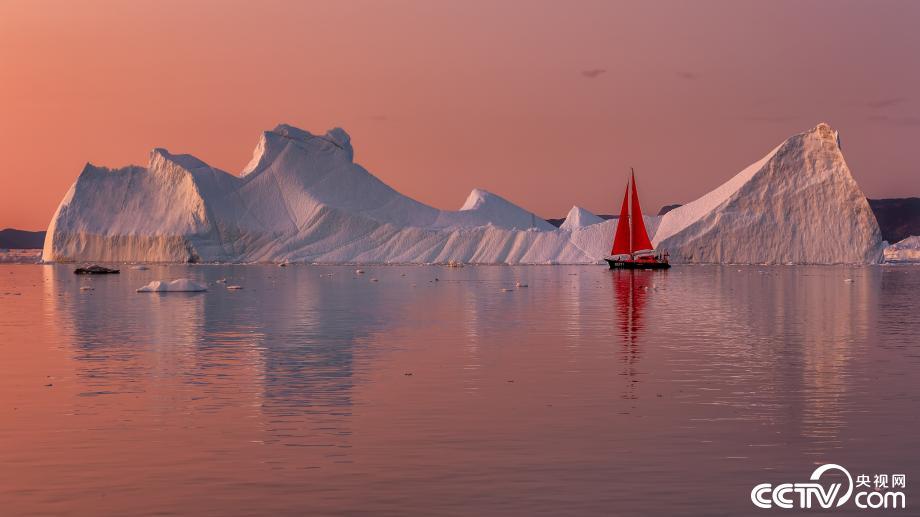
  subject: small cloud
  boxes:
[581,69,607,79]
[866,97,907,109]
[677,71,697,80]
[739,114,801,123]
[868,114,920,126]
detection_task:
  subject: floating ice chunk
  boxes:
[136,279,207,292]
[130,265,149,270]
[227,285,243,290]
[884,236,920,262]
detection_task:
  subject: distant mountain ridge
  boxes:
[868,198,920,243]
[0,229,46,249]
[547,198,919,244]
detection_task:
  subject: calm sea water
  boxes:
[1,263,918,516]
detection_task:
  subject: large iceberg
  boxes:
[43,124,613,264]
[654,123,884,264]
[43,122,882,265]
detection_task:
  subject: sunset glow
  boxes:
[2,0,918,230]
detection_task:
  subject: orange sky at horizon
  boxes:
[2,0,919,230]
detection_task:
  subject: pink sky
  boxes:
[2,0,919,230]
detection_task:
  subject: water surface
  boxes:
[1,264,918,515]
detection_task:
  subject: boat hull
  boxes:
[605,259,671,270]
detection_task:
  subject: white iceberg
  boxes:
[42,122,882,265]
[884,236,920,262]
[559,206,604,230]
[136,279,208,292]
[654,123,884,264]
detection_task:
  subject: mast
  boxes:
[629,168,634,256]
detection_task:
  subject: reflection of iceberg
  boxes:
[43,265,409,452]
[44,265,209,393]
[795,269,873,443]
[659,267,874,447]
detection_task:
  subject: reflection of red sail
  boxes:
[610,184,631,256]
[630,171,653,253]
[613,270,652,400]
[614,271,650,345]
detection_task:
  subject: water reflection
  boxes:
[9,263,918,515]
[41,265,410,454]
[612,270,652,400]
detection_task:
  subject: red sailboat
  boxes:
[605,169,670,269]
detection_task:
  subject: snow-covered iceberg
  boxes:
[43,122,882,265]
[884,236,920,263]
[560,206,604,230]
[654,123,884,264]
[43,124,610,264]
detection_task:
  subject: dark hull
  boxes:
[605,259,671,270]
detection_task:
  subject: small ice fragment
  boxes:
[515,282,528,288]
[227,285,243,290]
[355,269,365,274]
[137,279,207,292]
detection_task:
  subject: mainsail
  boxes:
[610,170,654,257]
[611,183,631,256]
[630,171,653,252]
[605,169,670,269]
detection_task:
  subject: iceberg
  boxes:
[884,236,920,263]
[654,123,884,264]
[43,122,882,265]
[560,206,604,230]
[42,124,609,264]
[136,279,207,292]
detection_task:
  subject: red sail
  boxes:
[630,171,654,252]
[610,183,631,255]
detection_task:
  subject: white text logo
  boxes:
[752,464,906,510]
